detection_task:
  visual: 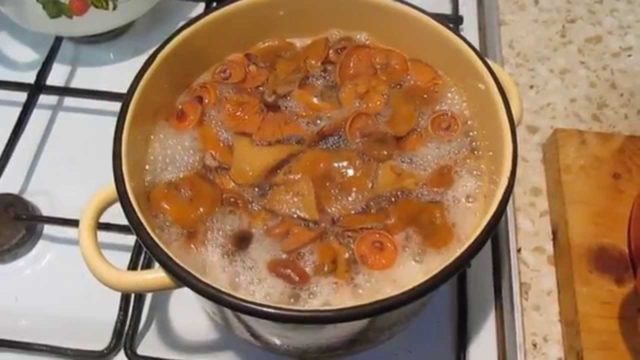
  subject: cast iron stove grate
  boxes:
[0,1,468,359]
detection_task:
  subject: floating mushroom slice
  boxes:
[325,149,372,181]
[212,54,247,84]
[330,239,351,280]
[361,77,390,113]
[266,217,297,240]
[189,82,217,107]
[272,149,334,184]
[404,83,440,108]
[253,111,308,144]
[328,36,357,63]
[249,209,276,230]
[169,98,202,130]
[386,88,418,137]
[302,37,329,71]
[319,173,373,217]
[337,78,362,109]
[399,127,429,152]
[371,47,409,84]
[266,53,306,95]
[212,168,238,191]
[242,63,270,88]
[229,135,303,185]
[339,76,389,114]
[408,59,441,87]
[149,173,222,230]
[412,202,454,249]
[198,125,232,167]
[373,161,421,195]
[266,69,303,96]
[315,241,337,275]
[337,46,377,84]
[223,93,265,134]
[250,38,298,68]
[222,189,250,210]
[265,176,320,221]
[280,225,323,252]
[345,112,378,143]
[386,199,454,249]
[292,84,340,115]
[267,258,311,286]
[355,230,398,270]
[386,198,421,235]
[425,164,455,190]
[358,131,398,162]
[337,211,387,229]
[428,111,462,139]
[313,150,376,217]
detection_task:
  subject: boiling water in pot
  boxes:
[143,31,490,309]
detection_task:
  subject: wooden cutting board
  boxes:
[543,129,640,360]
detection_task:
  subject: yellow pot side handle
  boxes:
[79,184,179,293]
[488,60,523,126]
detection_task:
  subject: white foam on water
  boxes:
[145,121,202,186]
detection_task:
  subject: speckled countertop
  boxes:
[498,0,639,359]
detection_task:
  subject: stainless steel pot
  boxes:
[78,0,521,356]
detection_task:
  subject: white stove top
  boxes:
[0,1,506,359]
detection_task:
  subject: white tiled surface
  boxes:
[0,1,500,359]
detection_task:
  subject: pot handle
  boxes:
[488,61,523,125]
[79,184,179,293]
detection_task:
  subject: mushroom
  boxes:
[189,82,218,107]
[408,59,441,88]
[267,258,311,286]
[386,199,454,249]
[358,132,398,162]
[212,54,247,84]
[328,36,357,63]
[371,48,409,85]
[229,135,303,185]
[169,99,202,130]
[345,112,378,143]
[148,173,222,230]
[338,76,389,114]
[428,111,462,139]
[424,164,455,190]
[302,37,329,72]
[386,88,418,137]
[253,111,308,144]
[242,63,270,88]
[222,93,265,135]
[280,225,323,253]
[292,83,340,115]
[399,127,430,152]
[337,45,376,84]
[249,38,298,68]
[265,176,320,221]
[337,211,388,230]
[198,125,232,167]
[372,161,421,195]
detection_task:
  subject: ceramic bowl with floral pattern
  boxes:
[0,0,159,37]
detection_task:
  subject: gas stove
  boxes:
[0,1,523,359]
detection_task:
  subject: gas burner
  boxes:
[0,194,43,264]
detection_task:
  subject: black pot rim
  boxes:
[113,0,518,324]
